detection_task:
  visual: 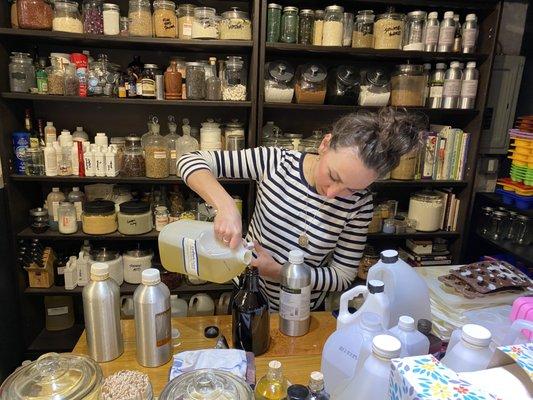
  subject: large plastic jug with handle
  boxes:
[366,249,431,327]
[441,324,493,372]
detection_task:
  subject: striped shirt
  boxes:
[178,147,373,310]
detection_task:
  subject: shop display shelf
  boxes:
[27,324,84,353]
[371,180,468,188]
[367,231,460,239]
[17,227,160,241]
[475,233,533,268]
[477,192,533,218]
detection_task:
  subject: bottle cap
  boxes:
[436,63,446,69]
[467,61,477,68]
[418,318,432,334]
[428,11,438,19]
[359,312,382,331]
[444,11,454,19]
[91,262,109,277]
[287,385,309,400]
[141,268,161,285]
[72,187,80,191]
[380,249,398,263]
[268,360,281,370]
[462,324,491,347]
[368,279,385,294]
[466,13,476,21]
[288,249,304,264]
[310,371,323,383]
[398,315,416,331]
[46,121,53,126]
[372,334,401,359]
[450,61,461,68]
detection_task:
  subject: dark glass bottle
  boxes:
[24,109,39,149]
[232,267,270,356]
[288,384,310,400]
[37,118,46,147]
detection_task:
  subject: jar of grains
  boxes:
[322,5,344,46]
[82,0,103,34]
[313,10,324,45]
[123,136,145,176]
[144,127,169,178]
[53,0,83,33]
[295,63,327,104]
[177,3,194,39]
[118,201,153,235]
[358,245,379,280]
[374,10,405,49]
[47,63,65,95]
[153,0,177,38]
[298,9,314,45]
[280,6,298,43]
[390,150,418,180]
[128,0,152,37]
[266,3,282,43]
[352,10,374,48]
[102,3,119,35]
[220,7,252,40]
[17,0,53,30]
[391,64,426,106]
[264,60,295,103]
[407,191,444,232]
[82,200,117,234]
[223,56,247,101]
[192,7,218,39]
[186,62,206,99]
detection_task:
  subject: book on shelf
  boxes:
[434,189,461,231]
[400,247,452,267]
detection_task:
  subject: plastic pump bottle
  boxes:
[389,315,430,357]
[441,324,493,372]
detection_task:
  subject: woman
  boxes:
[177,108,422,310]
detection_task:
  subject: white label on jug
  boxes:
[155,308,171,347]
[429,85,443,98]
[460,80,478,98]
[438,26,455,46]
[425,25,439,45]
[280,284,311,321]
[463,28,477,47]
[47,306,68,316]
[182,237,199,276]
[443,79,461,97]
[52,201,60,221]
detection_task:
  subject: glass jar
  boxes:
[17,0,53,30]
[47,64,65,95]
[374,11,405,49]
[359,69,390,106]
[82,0,103,34]
[299,130,324,153]
[284,132,303,150]
[313,9,324,45]
[9,52,35,93]
[264,60,295,103]
[382,218,395,234]
[267,3,282,43]
[192,6,218,39]
[403,11,427,51]
[298,9,314,45]
[103,3,119,35]
[145,127,169,178]
[513,215,530,245]
[280,6,298,43]
[155,205,170,231]
[119,16,129,35]
[488,211,507,241]
[128,0,152,37]
[407,191,444,232]
[177,3,194,39]
[326,65,359,105]
[394,215,407,234]
[206,72,222,100]
[391,64,426,106]
[478,206,493,236]
[358,245,379,280]
[262,121,281,141]
[390,150,417,180]
[164,59,182,100]
[225,122,245,151]
[200,120,222,150]
[53,0,83,33]
[220,7,251,40]
[30,207,49,233]
[223,56,246,101]
[58,201,78,234]
[141,63,158,99]
[342,12,354,46]
[24,147,44,175]
[153,0,177,38]
[322,5,344,46]
[295,63,327,104]
[87,55,108,96]
[58,145,72,175]
[64,64,79,96]
[186,62,206,100]
[118,201,153,235]
[352,10,374,48]
[123,136,145,176]
[82,199,118,234]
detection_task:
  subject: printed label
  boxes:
[57,266,65,275]
[425,26,439,45]
[182,237,199,276]
[52,201,60,222]
[429,85,443,98]
[463,28,477,47]
[155,308,171,347]
[170,150,177,159]
[142,78,155,96]
[183,23,192,37]
[153,151,167,159]
[136,82,143,96]
[47,306,68,316]
[438,26,455,46]
[460,80,478,98]
[74,201,83,221]
[443,79,461,97]
[280,284,311,321]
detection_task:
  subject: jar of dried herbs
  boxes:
[47,64,65,95]
[123,136,145,177]
[186,62,206,100]
[144,126,169,178]
[298,9,314,45]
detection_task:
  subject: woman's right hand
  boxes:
[214,202,242,249]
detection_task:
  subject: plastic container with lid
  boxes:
[82,199,117,235]
[118,200,152,235]
[264,60,295,103]
[53,0,83,33]
[326,65,359,105]
[359,69,390,106]
[441,324,493,372]
[17,0,53,30]
[192,6,218,39]
[123,248,153,284]
[153,0,177,38]
[295,63,327,104]
[352,10,374,48]
[403,11,427,51]
[280,6,298,43]
[407,191,444,232]
[391,64,425,106]
[160,369,253,399]
[374,10,405,50]
[322,5,344,46]
[220,7,251,40]
[128,0,152,37]
[0,353,102,400]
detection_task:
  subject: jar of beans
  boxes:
[123,136,145,177]
[17,0,53,30]
[82,0,104,34]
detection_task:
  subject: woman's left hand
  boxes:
[251,241,282,280]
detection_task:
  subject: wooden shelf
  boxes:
[475,233,533,268]
[27,324,84,353]
[371,180,468,188]
[477,192,533,218]
[18,227,159,241]
[367,231,460,239]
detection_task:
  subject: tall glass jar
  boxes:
[192,7,218,39]
[342,12,353,46]
[58,201,78,234]
[220,7,251,40]
[17,0,53,30]
[298,9,314,45]
[53,0,83,33]
[322,5,343,46]
[145,125,169,178]
[403,11,427,51]
[223,56,246,101]
[177,3,194,39]
[280,6,298,43]
[206,58,222,100]
[408,191,444,232]
[266,3,282,43]
[374,11,405,49]
[186,62,206,99]
[153,0,177,38]
[123,136,145,177]
[64,64,79,96]
[352,10,374,48]
[128,0,152,37]
[82,0,103,34]
[295,63,327,104]
[47,63,65,95]
[391,64,425,106]
[103,3,119,35]
[9,52,35,93]
[312,10,324,45]
[24,147,45,175]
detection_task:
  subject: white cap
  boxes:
[428,11,438,19]
[466,13,476,21]
[61,129,71,135]
[436,62,446,69]
[96,132,107,137]
[72,186,80,191]
[76,126,83,131]
[310,371,323,382]
[268,360,281,370]
[462,324,491,347]
[360,312,382,332]
[467,61,477,68]
[288,249,304,264]
[398,315,416,331]
[372,335,402,359]
[142,268,161,285]
[380,249,398,263]
[46,121,54,126]
[52,187,60,192]
[91,262,109,278]
[444,11,454,19]
[45,141,53,147]
[450,61,461,68]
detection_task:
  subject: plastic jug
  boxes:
[188,293,215,316]
[353,312,387,375]
[159,220,253,283]
[337,280,390,330]
[441,324,493,372]
[120,296,134,319]
[389,315,430,357]
[216,292,232,315]
[170,295,188,317]
[366,250,431,327]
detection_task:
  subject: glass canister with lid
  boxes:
[298,9,314,45]
[123,248,154,284]
[359,68,390,106]
[220,7,251,40]
[123,136,145,177]
[9,52,36,93]
[322,5,344,46]
[264,60,295,103]
[186,62,206,99]
[17,0,53,30]
[200,119,222,150]
[153,0,177,38]
[103,3,120,35]
[82,0,104,34]
[391,64,425,106]
[144,123,169,178]
[53,0,83,33]
[192,6,219,39]
[222,56,247,101]
[128,0,152,37]
[352,10,374,48]
[280,6,298,43]
[374,10,405,49]
[403,10,427,51]
[326,65,359,105]
[177,3,194,39]
[225,119,245,151]
[82,199,118,235]
[295,63,327,104]
[118,200,153,235]
[390,150,418,180]
[266,3,282,43]
[407,191,444,232]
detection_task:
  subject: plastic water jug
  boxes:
[511,297,533,340]
[159,220,253,283]
[389,315,430,357]
[337,280,390,330]
[170,295,188,317]
[366,249,431,327]
[441,324,493,372]
[353,312,387,375]
[337,334,401,400]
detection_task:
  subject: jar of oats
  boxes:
[153,0,177,38]
[374,10,405,49]
[322,5,344,46]
[178,3,194,39]
[128,0,152,37]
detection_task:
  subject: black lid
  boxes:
[267,61,295,83]
[418,318,432,334]
[120,201,150,214]
[287,385,310,400]
[367,279,385,294]
[204,326,220,338]
[380,250,398,263]
[83,200,116,214]
[336,65,359,87]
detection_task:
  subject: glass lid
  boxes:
[336,65,359,87]
[267,61,295,83]
[300,64,327,83]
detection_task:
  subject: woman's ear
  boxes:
[318,134,332,154]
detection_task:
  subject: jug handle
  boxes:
[120,296,129,307]
[339,285,368,323]
[504,319,533,345]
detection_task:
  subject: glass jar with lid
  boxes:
[128,0,152,37]
[153,0,177,38]
[299,130,324,154]
[155,205,170,231]
[326,65,359,105]
[141,63,158,99]
[144,123,169,178]
[186,62,206,100]
[374,10,405,49]
[123,135,145,177]
[512,215,530,245]
[478,206,493,236]
[488,211,507,241]
[352,10,375,48]
[24,147,45,175]
[359,68,390,106]
[206,58,222,100]
[200,120,222,150]
[295,63,327,104]
[192,7,218,39]
[103,3,120,35]
[178,3,194,39]
[280,6,298,43]
[82,199,118,234]
[267,3,282,43]
[342,12,354,46]
[407,191,444,232]
[322,5,344,46]
[53,0,83,33]
[58,201,78,234]
[47,63,65,95]
[403,11,427,51]
[9,52,35,93]
[220,7,251,40]
[262,121,282,141]
[17,0,53,30]
[391,64,425,106]
[263,135,293,150]
[313,9,324,45]
[82,0,103,34]
[298,9,314,45]
[264,60,295,103]
[223,56,247,101]
[390,150,417,180]
[225,120,245,151]
[118,200,152,235]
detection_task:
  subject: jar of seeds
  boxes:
[128,0,152,37]
[123,136,145,177]
[374,10,405,49]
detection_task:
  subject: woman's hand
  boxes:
[251,241,282,280]
[214,202,242,249]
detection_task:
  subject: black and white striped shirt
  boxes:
[178,147,373,310]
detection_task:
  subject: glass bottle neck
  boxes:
[267,368,282,381]
[243,267,259,291]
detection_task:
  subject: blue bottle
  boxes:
[12,131,30,174]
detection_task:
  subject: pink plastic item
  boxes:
[510,297,533,340]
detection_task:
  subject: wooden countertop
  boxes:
[72,312,336,395]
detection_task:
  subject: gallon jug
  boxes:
[216,292,232,315]
[159,220,253,283]
[189,293,215,316]
[366,249,431,327]
[170,295,188,317]
[389,315,430,357]
[441,324,493,372]
[337,280,390,330]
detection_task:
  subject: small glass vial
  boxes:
[312,10,324,45]
[280,6,298,43]
[155,205,170,231]
[119,16,129,35]
[298,9,314,45]
[58,202,78,234]
[322,5,344,46]
[267,3,282,42]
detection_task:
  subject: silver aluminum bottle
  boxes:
[424,11,439,52]
[442,61,463,109]
[437,11,455,52]
[134,268,172,367]
[279,249,311,337]
[427,63,446,108]
[459,61,479,109]
[462,14,478,53]
[82,262,124,362]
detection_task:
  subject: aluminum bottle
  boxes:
[442,61,463,109]
[82,262,123,362]
[459,61,479,109]
[424,12,439,52]
[462,14,478,53]
[427,63,446,108]
[279,249,311,337]
[134,268,172,367]
[437,11,455,52]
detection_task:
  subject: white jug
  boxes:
[170,295,188,317]
[188,293,215,316]
[216,292,232,315]
[441,324,493,372]
[120,296,134,319]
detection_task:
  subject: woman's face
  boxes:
[314,135,379,198]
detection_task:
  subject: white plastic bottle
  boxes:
[77,251,90,287]
[353,312,387,374]
[70,141,79,176]
[105,146,119,177]
[59,129,73,147]
[389,315,430,357]
[44,142,58,176]
[95,132,109,148]
[84,144,95,177]
[44,121,57,145]
[53,141,62,169]
[94,146,106,177]
[73,126,89,142]
[441,324,493,372]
